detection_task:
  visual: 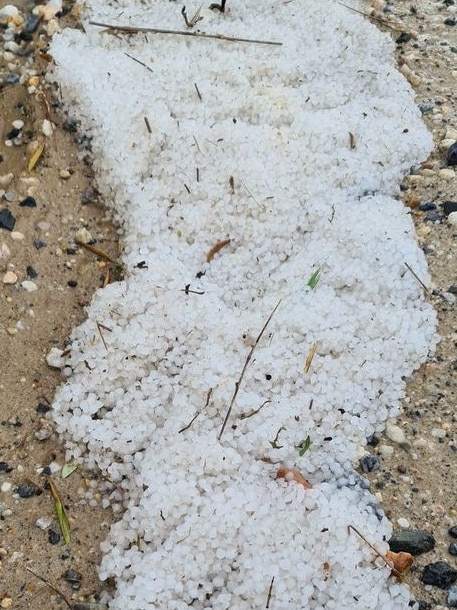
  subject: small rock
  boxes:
[16,483,39,498]
[35,516,52,530]
[0,243,10,260]
[439,168,456,180]
[397,517,410,528]
[48,529,61,545]
[19,196,36,207]
[359,454,380,473]
[386,422,405,444]
[0,482,12,492]
[445,17,457,26]
[24,14,40,33]
[21,280,37,292]
[447,141,457,166]
[0,462,12,473]
[59,169,71,179]
[378,444,394,457]
[448,212,457,227]
[41,119,54,137]
[449,542,457,556]
[389,529,435,556]
[3,271,17,285]
[443,201,457,215]
[421,561,457,589]
[448,526,457,539]
[0,208,16,231]
[448,586,457,608]
[0,5,19,20]
[62,568,82,590]
[11,231,24,241]
[75,227,93,244]
[0,173,14,188]
[442,292,457,304]
[46,347,65,369]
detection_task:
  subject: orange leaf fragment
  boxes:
[276,466,312,489]
[206,238,231,262]
[385,550,413,582]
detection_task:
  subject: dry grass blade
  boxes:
[96,320,112,351]
[265,576,275,608]
[28,139,46,172]
[404,261,430,296]
[48,479,71,544]
[89,20,283,46]
[26,567,72,609]
[304,341,318,373]
[206,238,231,262]
[219,301,281,439]
[77,241,123,268]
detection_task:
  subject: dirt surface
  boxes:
[0,0,456,608]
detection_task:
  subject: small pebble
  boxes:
[3,74,20,86]
[359,454,380,473]
[0,5,19,19]
[448,212,457,227]
[41,119,54,137]
[35,516,52,530]
[75,227,93,244]
[3,271,17,285]
[0,462,12,473]
[397,517,410,528]
[0,482,12,492]
[439,168,456,180]
[21,280,37,292]
[0,208,16,231]
[26,265,37,279]
[46,347,65,368]
[446,141,457,166]
[0,173,14,188]
[16,482,39,498]
[449,542,457,556]
[386,422,405,444]
[421,561,457,589]
[33,239,46,249]
[19,196,36,207]
[48,529,61,545]
[67,279,77,288]
[389,528,435,555]
[63,568,82,590]
[449,526,457,539]
[448,586,457,608]
[24,13,40,32]
[3,191,15,202]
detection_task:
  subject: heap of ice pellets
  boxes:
[50,0,437,607]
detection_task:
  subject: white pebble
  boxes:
[46,347,65,368]
[448,212,457,227]
[397,517,410,528]
[41,119,54,137]
[0,173,14,187]
[385,422,405,444]
[0,482,12,492]
[0,5,19,19]
[21,280,37,292]
[75,227,93,244]
[439,168,455,180]
[12,120,24,130]
[431,428,446,439]
[2,271,17,285]
[379,444,394,457]
[35,517,52,530]
[10,231,24,241]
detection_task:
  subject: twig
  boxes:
[96,320,112,350]
[181,5,203,28]
[206,238,231,262]
[348,524,396,572]
[26,567,72,609]
[210,0,226,12]
[124,51,153,73]
[144,116,152,133]
[404,261,430,296]
[89,20,282,46]
[77,241,123,268]
[178,388,212,432]
[240,398,271,420]
[219,300,281,439]
[266,576,275,608]
[337,2,399,32]
[194,82,202,100]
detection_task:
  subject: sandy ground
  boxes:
[0,0,456,608]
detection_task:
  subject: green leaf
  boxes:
[307,268,321,289]
[298,435,312,457]
[49,480,71,544]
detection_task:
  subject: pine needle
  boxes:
[48,479,71,544]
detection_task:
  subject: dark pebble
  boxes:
[419,102,434,114]
[448,586,457,607]
[366,434,379,447]
[359,454,380,473]
[3,74,20,86]
[48,529,61,545]
[449,526,457,539]
[421,561,457,589]
[6,127,20,140]
[16,31,33,41]
[0,208,16,231]
[444,17,457,26]
[24,14,41,33]
[19,196,36,207]
[62,569,82,590]
[17,482,39,498]
[447,141,457,166]
[443,201,457,215]
[33,239,46,249]
[389,528,435,555]
[36,402,50,414]
[26,265,37,278]
[424,212,443,223]
[63,118,79,132]
[396,32,411,44]
[67,280,78,288]
[41,466,51,475]
[449,542,457,556]
[0,462,13,473]
[415,602,432,610]
[418,202,437,212]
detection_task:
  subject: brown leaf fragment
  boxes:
[385,550,413,582]
[206,238,231,262]
[276,466,312,489]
